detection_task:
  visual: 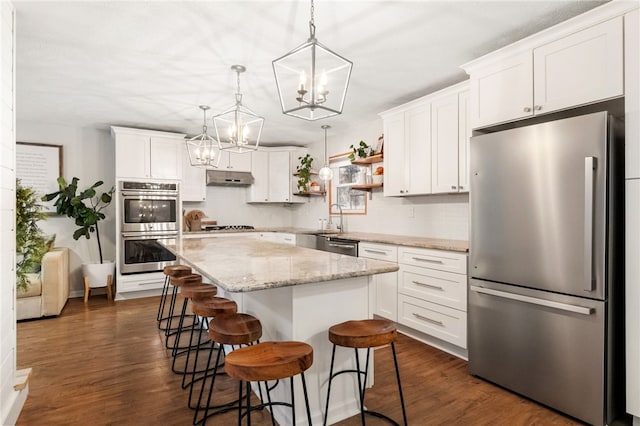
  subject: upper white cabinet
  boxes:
[218,150,252,173]
[248,148,305,203]
[464,16,624,129]
[381,81,469,196]
[111,126,184,180]
[381,102,431,197]
[181,142,206,202]
[431,84,470,193]
[626,9,640,180]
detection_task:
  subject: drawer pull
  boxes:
[364,249,387,255]
[413,313,444,326]
[412,257,443,264]
[412,280,443,291]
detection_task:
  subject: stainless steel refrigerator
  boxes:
[468,111,625,426]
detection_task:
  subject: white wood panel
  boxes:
[458,90,470,192]
[358,242,397,262]
[398,246,467,274]
[359,242,398,321]
[398,264,467,311]
[150,136,181,180]
[382,111,406,196]
[533,16,623,114]
[431,94,459,194]
[248,150,269,202]
[626,10,640,179]
[470,52,533,129]
[114,133,149,179]
[405,103,431,195]
[626,178,640,417]
[267,151,291,202]
[398,294,467,348]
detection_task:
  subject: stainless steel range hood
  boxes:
[206,170,254,186]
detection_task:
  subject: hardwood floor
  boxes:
[17,296,582,425]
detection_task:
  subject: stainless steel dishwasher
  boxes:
[316,235,359,257]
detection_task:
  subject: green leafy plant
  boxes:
[42,177,114,264]
[16,180,48,291]
[348,140,371,161]
[296,154,314,193]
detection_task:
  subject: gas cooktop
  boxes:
[202,225,255,231]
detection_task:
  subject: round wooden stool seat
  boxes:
[208,313,262,346]
[170,273,202,287]
[180,284,217,301]
[190,297,237,317]
[225,341,313,382]
[163,264,192,277]
[329,319,397,349]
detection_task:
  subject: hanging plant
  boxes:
[15,180,48,291]
[348,140,371,161]
[296,154,314,193]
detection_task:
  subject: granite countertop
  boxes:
[184,227,469,253]
[159,236,399,293]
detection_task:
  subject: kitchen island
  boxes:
[160,236,399,425]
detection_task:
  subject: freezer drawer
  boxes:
[468,279,606,426]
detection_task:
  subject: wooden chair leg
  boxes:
[83,277,90,303]
[106,275,113,301]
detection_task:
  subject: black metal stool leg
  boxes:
[391,342,408,426]
[157,275,169,323]
[323,343,337,426]
[354,348,366,425]
[301,371,312,426]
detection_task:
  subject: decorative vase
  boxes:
[82,261,115,288]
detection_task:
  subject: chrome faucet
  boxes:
[330,203,344,233]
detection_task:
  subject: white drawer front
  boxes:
[398,294,467,348]
[359,242,398,262]
[117,279,163,292]
[399,264,467,311]
[398,246,467,274]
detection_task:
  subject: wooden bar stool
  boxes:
[165,274,204,350]
[323,319,407,426]
[225,341,313,426]
[194,313,263,426]
[158,265,192,329]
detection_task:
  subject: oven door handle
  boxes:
[121,232,178,239]
[120,192,177,199]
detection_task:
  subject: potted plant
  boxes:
[42,177,115,288]
[15,180,48,292]
[296,154,314,193]
[348,140,372,161]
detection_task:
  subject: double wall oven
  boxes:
[119,181,179,274]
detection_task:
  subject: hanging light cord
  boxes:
[235,69,243,105]
[201,107,208,133]
[323,126,328,162]
[308,0,316,40]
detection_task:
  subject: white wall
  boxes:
[292,117,470,241]
[16,122,116,295]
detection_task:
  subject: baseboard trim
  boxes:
[2,368,31,425]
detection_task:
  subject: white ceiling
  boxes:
[14,0,607,147]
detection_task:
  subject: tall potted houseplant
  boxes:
[42,177,115,288]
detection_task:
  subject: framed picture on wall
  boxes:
[329,157,367,215]
[16,142,63,213]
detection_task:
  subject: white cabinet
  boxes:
[359,242,398,321]
[626,178,640,418]
[181,143,206,202]
[381,102,431,196]
[397,246,468,349]
[431,84,470,194]
[259,232,296,245]
[248,149,304,203]
[626,9,640,180]
[111,126,184,180]
[465,16,624,129]
[218,150,252,173]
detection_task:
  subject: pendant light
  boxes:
[185,105,220,168]
[318,124,333,181]
[213,65,264,154]
[272,0,353,121]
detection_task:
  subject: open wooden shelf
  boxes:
[296,191,326,197]
[293,169,319,177]
[351,153,383,165]
[350,182,383,191]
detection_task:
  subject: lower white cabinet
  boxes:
[397,246,468,349]
[359,242,398,321]
[259,232,296,245]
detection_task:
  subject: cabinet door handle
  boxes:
[534,105,542,111]
[411,257,443,264]
[459,185,464,190]
[523,107,532,112]
[364,249,387,255]
[451,185,457,190]
[399,190,405,194]
[412,280,443,291]
[413,313,444,326]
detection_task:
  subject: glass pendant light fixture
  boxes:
[213,65,264,154]
[272,0,353,121]
[185,105,220,168]
[318,124,333,181]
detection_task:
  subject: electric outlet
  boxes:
[408,207,415,218]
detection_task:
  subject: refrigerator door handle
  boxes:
[470,285,594,315]
[584,157,596,292]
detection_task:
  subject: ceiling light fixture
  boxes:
[272,0,353,121]
[185,105,220,168]
[213,65,264,154]
[318,124,333,181]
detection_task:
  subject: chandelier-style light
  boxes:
[272,0,353,121]
[185,105,220,168]
[213,65,264,154]
[318,124,333,181]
